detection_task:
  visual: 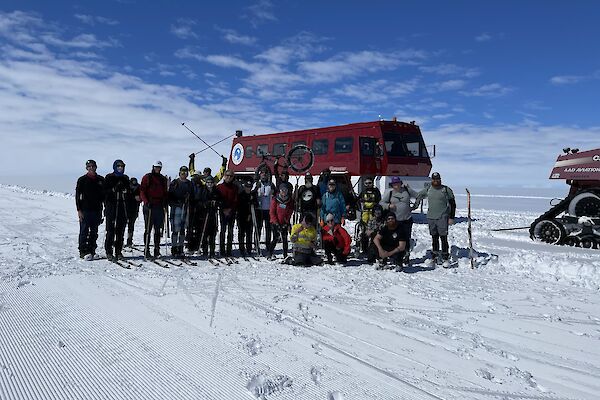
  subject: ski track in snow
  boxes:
[0,184,599,399]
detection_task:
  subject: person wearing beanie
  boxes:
[414,172,456,265]
[124,177,141,248]
[294,172,321,226]
[321,212,352,265]
[140,161,168,259]
[267,184,294,259]
[75,159,105,260]
[103,159,130,261]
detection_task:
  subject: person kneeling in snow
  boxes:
[289,213,322,266]
[372,212,407,271]
[321,213,352,265]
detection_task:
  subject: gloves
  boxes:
[210,200,218,208]
[221,155,227,167]
[189,153,195,160]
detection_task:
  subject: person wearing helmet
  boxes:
[124,177,141,248]
[76,160,105,260]
[103,159,130,261]
[358,177,382,224]
[140,161,168,259]
[267,184,295,259]
[413,172,456,265]
[380,176,418,263]
[168,166,194,258]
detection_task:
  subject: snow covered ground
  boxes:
[0,183,599,400]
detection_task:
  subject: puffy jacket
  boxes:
[168,178,194,208]
[290,223,317,253]
[321,224,351,256]
[75,173,105,212]
[320,190,346,223]
[269,194,294,225]
[216,181,239,210]
[380,186,418,222]
[140,172,168,206]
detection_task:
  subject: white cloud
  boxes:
[550,74,586,85]
[475,33,492,42]
[170,18,198,39]
[333,79,418,103]
[74,14,119,26]
[433,79,466,91]
[460,83,513,97]
[419,63,479,78]
[219,28,257,46]
[243,0,277,27]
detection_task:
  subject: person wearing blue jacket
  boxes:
[320,179,346,224]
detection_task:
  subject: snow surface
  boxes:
[0,183,599,399]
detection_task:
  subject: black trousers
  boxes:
[143,204,164,253]
[105,202,127,255]
[397,218,413,252]
[323,241,347,263]
[256,209,272,249]
[219,210,236,256]
[237,215,253,255]
[78,210,102,255]
[268,224,289,257]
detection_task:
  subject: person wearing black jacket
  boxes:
[294,172,321,225]
[76,160,105,259]
[125,177,141,248]
[198,175,222,258]
[168,166,195,258]
[237,180,258,256]
[104,159,130,261]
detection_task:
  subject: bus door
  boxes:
[359,137,379,176]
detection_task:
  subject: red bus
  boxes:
[228,120,433,180]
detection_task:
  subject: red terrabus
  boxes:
[228,120,433,180]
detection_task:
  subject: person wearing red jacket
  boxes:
[267,184,294,259]
[140,161,168,259]
[321,213,352,265]
[216,169,239,257]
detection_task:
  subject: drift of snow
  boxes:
[0,183,599,399]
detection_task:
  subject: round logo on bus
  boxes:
[231,143,244,165]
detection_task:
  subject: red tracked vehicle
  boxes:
[530,147,600,248]
[228,120,432,179]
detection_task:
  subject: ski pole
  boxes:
[250,204,261,255]
[144,206,152,260]
[198,205,210,256]
[490,226,530,232]
[194,135,235,155]
[181,122,222,157]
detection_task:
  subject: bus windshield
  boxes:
[383,132,427,157]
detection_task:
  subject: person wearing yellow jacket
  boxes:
[288,213,322,266]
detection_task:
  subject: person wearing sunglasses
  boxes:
[76,159,105,260]
[321,213,352,265]
[413,172,456,266]
[216,169,239,257]
[103,159,130,261]
[320,179,346,225]
[140,161,168,259]
[168,166,194,258]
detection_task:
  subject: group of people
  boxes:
[76,156,456,269]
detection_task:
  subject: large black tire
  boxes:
[568,192,600,218]
[287,145,314,173]
[532,219,566,245]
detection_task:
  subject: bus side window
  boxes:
[335,137,353,154]
[273,143,286,156]
[256,144,268,156]
[245,146,253,158]
[292,140,306,148]
[312,139,329,155]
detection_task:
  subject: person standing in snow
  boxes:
[267,184,294,259]
[320,179,346,225]
[124,177,141,248]
[294,172,321,225]
[168,166,194,258]
[321,213,352,265]
[140,161,168,259]
[216,169,238,257]
[198,175,222,258]
[413,172,456,263]
[289,213,322,266]
[104,159,130,261]
[380,176,418,262]
[254,169,275,250]
[237,180,258,257]
[76,159,105,259]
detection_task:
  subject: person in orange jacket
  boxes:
[321,213,352,265]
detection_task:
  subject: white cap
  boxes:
[153,161,163,168]
[326,213,335,222]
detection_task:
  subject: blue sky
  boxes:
[0,1,599,190]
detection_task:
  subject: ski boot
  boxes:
[106,250,115,262]
[424,251,439,267]
[441,252,452,268]
[116,252,125,261]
